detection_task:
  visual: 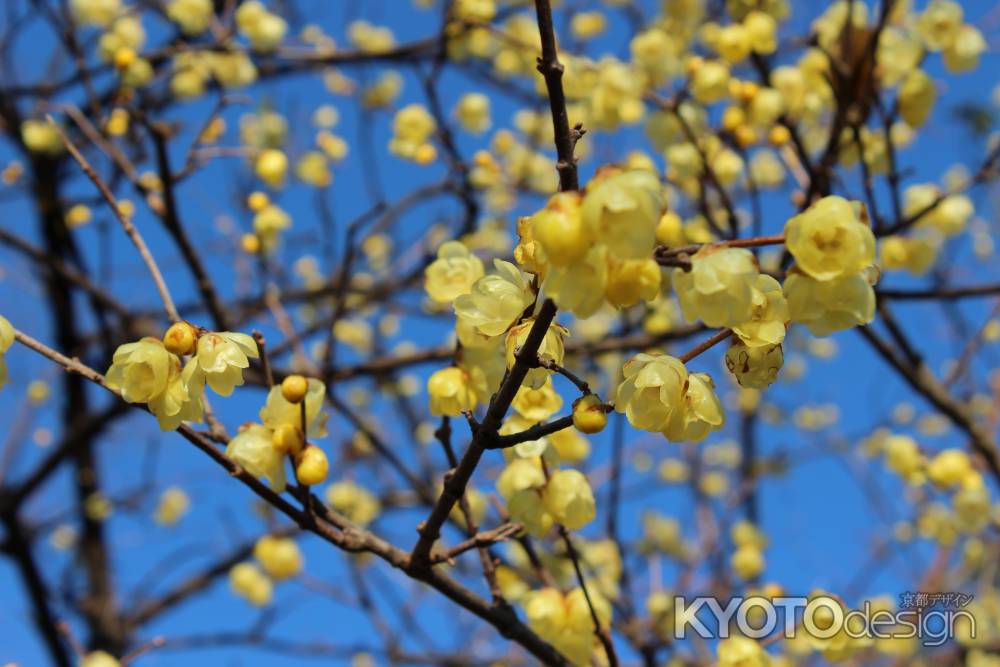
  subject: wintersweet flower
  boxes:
[674,246,758,328]
[663,373,725,443]
[615,353,688,433]
[898,70,935,128]
[424,241,485,306]
[926,449,972,489]
[497,458,552,536]
[543,245,609,318]
[427,366,477,416]
[0,314,13,388]
[148,357,204,431]
[531,191,591,267]
[226,424,286,491]
[784,196,875,281]
[106,338,175,404]
[571,394,607,435]
[542,469,596,530]
[784,270,876,337]
[153,486,190,526]
[326,481,381,526]
[80,651,121,667]
[454,259,533,337]
[732,275,789,347]
[195,331,258,396]
[454,92,491,134]
[879,235,938,276]
[916,0,963,52]
[580,168,663,260]
[690,60,731,104]
[229,562,272,606]
[389,104,437,163]
[505,319,568,389]
[512,376,563,422]
[605,257,661,308]
[260,378,328,437]
[254,535,303,580]
[234,1,286,50]
[70,0,121,27]
[943,25,987,73]
[166,0,214,35]
[717,636,769,667]
[726,342,784,389]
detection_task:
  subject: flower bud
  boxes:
[295,445,329,486]
[163,321,198,356]
[572,394,607,434]
[281,374,309,403]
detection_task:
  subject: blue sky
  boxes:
[1,0,1000,664]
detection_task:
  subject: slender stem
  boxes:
[679,329,733,364]
[45,115,180,323]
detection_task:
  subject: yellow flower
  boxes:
[884,434,925,482]
[605,257,661,308]
[196,331,259,396]
[926,449,972,489]
[744,11,777,54]
[580,169,663,260]
[254,535,303,580]
[427,367,477,416]
[70,0,121,26]
[389,104,436,161]
[235,0,288,52]
[229,562,272,606]
[716,24,751,63]
[512,376,563,422]
[497,458,552,536]
[424,241,485,306]
[898,70,935,128]
[260,378,328,437]
[733,274,789,347]
[943,25,987,73]
[690,60,731,103]
[254,148,288,188]
[80,651,121,667]
[572,394,607,434]
[295,445,328,485]
[505,319,568,390]
[148,357,205,431]
[524,588,568,644]
[154,486,190,526]
[166,0,213,35]
[326,481,382,526]
[226,424,286,491]
[454,92,491,134]
[455,259,533,337]
[21,120,64,155]
[544,245,609,318]
[784,270,876,337]
[879,235,938,276]
[0,315,13,388]
[718,636,769,667]
[784,196,875,281]
[295,151,331,187]
[615,353,688,433]
[673,246,758,328]
[663,372,726,443]
[106,338,175,404]
[726,342,784,389]
[917,0,963,52]
[531,192,592,267]
[542,469,596,531]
